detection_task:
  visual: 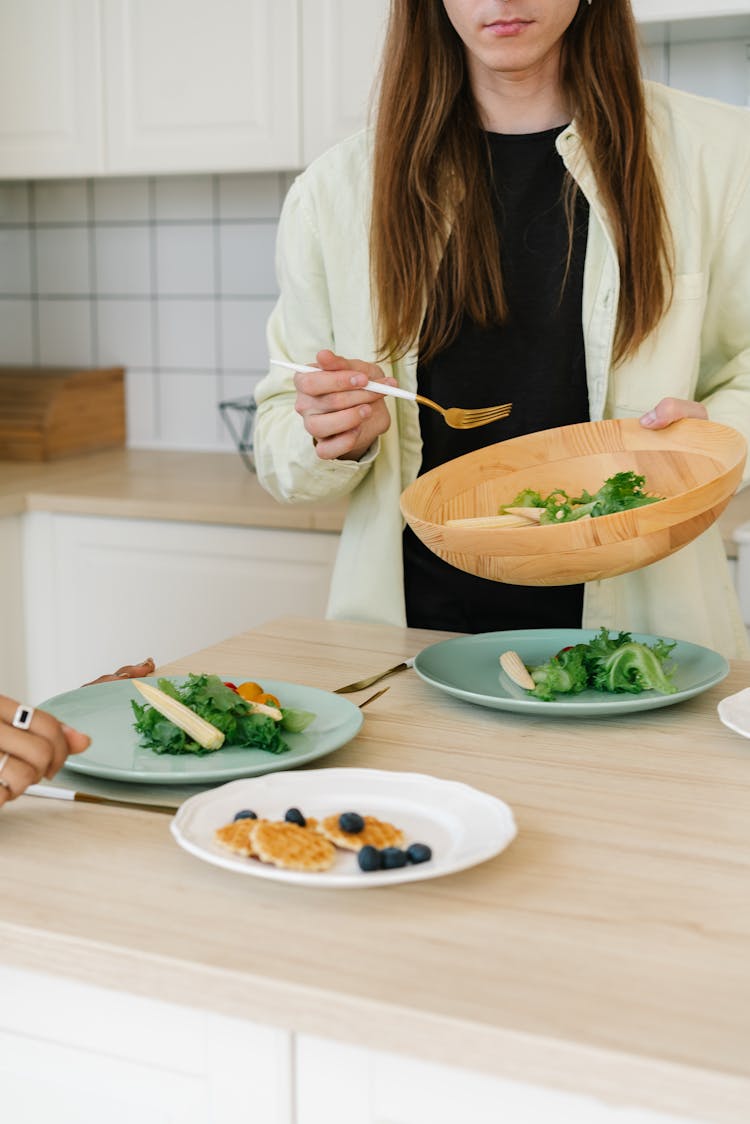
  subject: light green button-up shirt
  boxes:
[254,82,750,658]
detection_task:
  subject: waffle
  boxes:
[319,814,406,852]
[214,817,265,857]
[252,820,336,872]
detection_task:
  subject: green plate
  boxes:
[38,677,364,784]
[413,629,729,717]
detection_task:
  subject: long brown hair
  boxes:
[370,0,673,367]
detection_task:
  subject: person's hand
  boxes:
[294,349,398,461]
[639,398,708,429]
[0,697,90,807]
[82,657,155,686]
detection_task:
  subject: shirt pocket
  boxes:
[608,271,707,416]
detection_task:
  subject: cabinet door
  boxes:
[102,0,300,173]
[23,512,338,700]
[295,1036,705,1124]
[0,965,292,1124]
[300,0,388,165]
[0,0,102,178]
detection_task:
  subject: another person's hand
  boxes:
[294,349,398,461]
[639,398,708,429]
[0,697,90,807]
[83,657,155,686]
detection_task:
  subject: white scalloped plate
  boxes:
[717,687,750,739]
[170,767,517,888]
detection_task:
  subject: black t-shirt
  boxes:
[403,125,591,633]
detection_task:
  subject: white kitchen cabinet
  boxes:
[0,0,385,178]
[300,0,388,166]
[22,512,338,701]
[102,0,299,173]
[295,1036,707,1124]
[0,965,292,1124]
[0,0,103,178]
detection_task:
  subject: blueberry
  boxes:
[233,809,257,821]
[406,842,432,865]
[380,846,408,869]
[357,845,381,872]
[284,807,307,827]
[338,811,365,834]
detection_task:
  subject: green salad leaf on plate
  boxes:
[131,673,315,756]
[528,628,677,702]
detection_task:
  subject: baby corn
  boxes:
[133,680,225,750]
[445,513,536,529]
[245,699,283,721]
[499,651,536,690]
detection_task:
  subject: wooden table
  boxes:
[1,616,749,1122]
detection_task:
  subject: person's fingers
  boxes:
[313,427,369,460]
[113,657,155,679]
[304,403,375,441]
[83,656,155,686]
[0,752,39,800]
[0,699,69,779]
[316,349,386,382]
[640,398,708,428]
[61,725,92,756]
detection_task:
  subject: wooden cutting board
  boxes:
[0,366,125,460]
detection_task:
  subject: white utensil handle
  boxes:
[270,359,417,403]
[26,784,76,800]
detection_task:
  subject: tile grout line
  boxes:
[213,174,225,445]
[148,176,161,441]
[28,181,40,366]
[87,179,98,365]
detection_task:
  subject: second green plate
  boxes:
[413,629,729,717]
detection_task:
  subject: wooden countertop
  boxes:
[1,616,749,1121]
[0,449,347,531]
[1,447,749,552]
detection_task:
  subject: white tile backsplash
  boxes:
[158,370,222,448]
[218,222,278,296]
[218,173,284,219]
[155,224,215,295]
[93,178,150,222]
[0,228,31,294]
[37,299,93,366]
[154,175,214,221]
[33,180,90,223]
[157,298,216,369]
[0,300,34,363]
[95,225,151,294]
[96,299,154,369]
[0,170,285,452]
[668,39,750,106]
[220,297,275,370]
[124,369,159,445]
[0,183,30,224]
[35,227,91,295]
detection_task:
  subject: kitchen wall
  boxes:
[0,31,747,456]
[0,171,293,452]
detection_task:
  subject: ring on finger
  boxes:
[11,704,34,730]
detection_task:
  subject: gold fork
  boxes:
[271,360,513,430]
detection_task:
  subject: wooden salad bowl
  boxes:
[399,418,747,586]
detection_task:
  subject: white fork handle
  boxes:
[270,358,418,403]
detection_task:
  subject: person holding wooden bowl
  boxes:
[253,0,750,658]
